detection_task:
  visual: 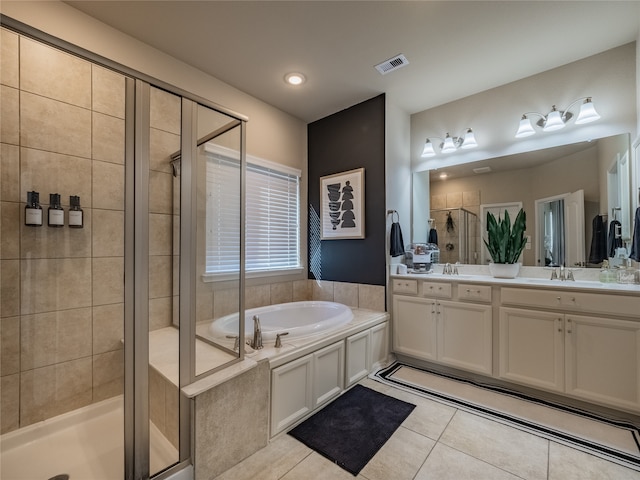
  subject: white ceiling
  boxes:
[65,1,640,123]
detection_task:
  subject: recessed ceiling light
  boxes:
[284,72,306,86]
[439,173,448,179]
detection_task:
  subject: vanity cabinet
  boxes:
[393,295,437,361]
[500,289,640,412]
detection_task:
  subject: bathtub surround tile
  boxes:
[149,255,173,299]
[165,383,180,449]
[93,303,124,354]
[1,374,20,434]
[150,367,167,432]
[1,260,20,317]
[20,92,92,158]
[92,112,125,164]
[92,65,125,118]
[149,213,173,256]
[21,307,92,370]
[439,410,549,480]
[431,194,446,210]
[548,441,640,480]
[92,350,124,402]
[20,37,91,108]
[245,284,271,309]
[1,144,20,202]
[149,296,173,331]
[92,257,124,306]
[92,209,124,257]
[150,87,181,135]
[358,284,385,311]
[1,85,19,145]
[311,280,334,302]
[292,280,311,301]
[270,282,293,305]
[20,208,92,260]
[92,160,124,210]
[463,190,480,207]
[213,288,240,319]
[20,147,93,208]
[173,215,180,255]
[415,442,523,480]
[20,357,92,425]
[1,201,20,259]
[446,192,463,209]
[333,282,358,307]
[149,128,179,174]
[1,316,20,376]
[149,170,174,214]
[1,28,19,88]
[195,360,269,479]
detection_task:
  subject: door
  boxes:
[393,296,437,361]
[564,189,585,267]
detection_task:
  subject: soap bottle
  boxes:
[25,191,43,227]
[599,260,615,283]
[68,195,83,229]
[48,193,64,227]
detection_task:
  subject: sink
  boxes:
[520,278,603,288]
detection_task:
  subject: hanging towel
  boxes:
[607,219,623,258]
[588,214,607,264]
[629,207,640,261]
[390,222,405,257]
[427,228,438,246]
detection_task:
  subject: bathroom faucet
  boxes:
[443,263,452,275]
[250,315,263,349]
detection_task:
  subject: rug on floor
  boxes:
[373,362,640,471]
[288,384,416,475]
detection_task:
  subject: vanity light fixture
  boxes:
[284,72,306,86]
[421,128,478,158]
[515,97,600,138]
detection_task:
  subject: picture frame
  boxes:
[320,168,365,240]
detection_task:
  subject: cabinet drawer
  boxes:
[501,287,639,318]
[392,279,418,294]
[458,284,492,303]
[421,282,452,298]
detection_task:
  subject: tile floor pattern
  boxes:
[215,378,640,480]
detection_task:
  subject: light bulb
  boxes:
[441,134,457,153]
[515,115,535,138]
[543,106,565,131]
[575,98,600,124]
[421,139,436,157]
[460,128,478,149]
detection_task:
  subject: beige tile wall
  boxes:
[0,30,126,433]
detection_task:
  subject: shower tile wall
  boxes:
[431,190,481,265]
[0,29,126,433]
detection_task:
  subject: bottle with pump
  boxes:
[25,191,43,227]
[68,195,83,228]
[48,193,64,227]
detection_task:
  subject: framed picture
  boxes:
[320,168,365,239]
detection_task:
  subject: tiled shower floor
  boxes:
[215,377,640,480]
[0,396,177,480]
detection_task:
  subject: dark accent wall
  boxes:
[308,94,386,285]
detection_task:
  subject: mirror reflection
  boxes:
[413,133,632,267]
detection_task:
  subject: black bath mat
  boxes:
[288,384,415,475]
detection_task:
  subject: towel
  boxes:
[427,228,438,246]
[588,214,607,264]
[608,220,623,258]
[390,222,405,257]
[629,207,640,261]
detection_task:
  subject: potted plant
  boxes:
[483,208,527,278]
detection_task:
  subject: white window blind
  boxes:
[205,147,301,276]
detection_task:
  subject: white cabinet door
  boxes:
[499,307,564,392]
[438,300,493,375]
[393,295,437,361]
[345,330,370,387]
[313,341,344,408]
[369,321,389,370]
[565,315,640,411]
[271,354,313,436]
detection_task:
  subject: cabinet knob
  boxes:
[466,289,471,293]
[558,328,563,332]
[556,296,561,302]
[438,286,442,290]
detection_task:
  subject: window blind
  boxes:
[205,150,300,275]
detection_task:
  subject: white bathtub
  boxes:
[209,301,354,342]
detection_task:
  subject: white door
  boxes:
[480,202,523,264]
[564,189,585,267]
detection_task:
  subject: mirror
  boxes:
[413,133,632,267]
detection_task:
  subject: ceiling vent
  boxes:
[375,54,409,75]
[473,166,492,174]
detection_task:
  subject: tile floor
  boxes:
[214,377,640,480]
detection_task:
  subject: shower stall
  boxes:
[429,208,480,265]
[0,22,246,480]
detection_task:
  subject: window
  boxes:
[204,145,301,279]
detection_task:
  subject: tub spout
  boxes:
[251,315,263,349]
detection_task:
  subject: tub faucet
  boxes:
[250,315,263,350]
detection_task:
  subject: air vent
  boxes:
[473,166,492,174]
[375,54,409,75]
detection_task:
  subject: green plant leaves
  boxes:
[483,208,527,264]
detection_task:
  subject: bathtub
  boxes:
[209,301,354,342]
